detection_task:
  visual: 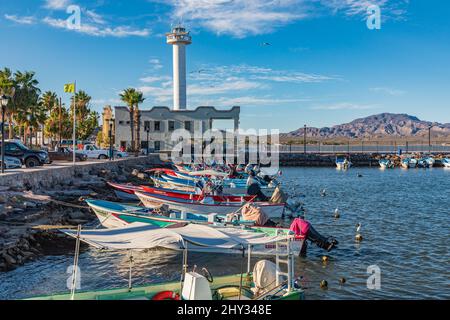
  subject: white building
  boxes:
[114,106,240,152]
[112,25,240,152]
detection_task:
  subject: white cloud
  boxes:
[161,0,408,37]
[212,96,308,107]
[148,58,163,70]
[42,17,150,37]
[85,10,106,25]
[140,75,171,83]
[44,0,70,10]
[189,64,335,84]
[317,0,408,19]
[4,14,36,25]
[370,87,405,96]
[167,0,308,38]
[311,102,377,110]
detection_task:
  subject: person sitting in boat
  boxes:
[246,170,269,201]
[290,216,338,254]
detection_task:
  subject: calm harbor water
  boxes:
[1,167,449,300]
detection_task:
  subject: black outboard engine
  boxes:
[247,183,269,202]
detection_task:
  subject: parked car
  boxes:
[114,150,128,158]
[0,156,22,169]
[0,140,51,168]
[78,144,109,159]
[48,147,88,162]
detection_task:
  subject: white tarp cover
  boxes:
[188,170,229,177]
[61,223,289,251]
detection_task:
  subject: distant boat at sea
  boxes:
[401,158,418,169]
[336,157,352,170]
[379,159,394,169]
[442,158,450,168]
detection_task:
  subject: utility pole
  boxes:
[59,97,62,146]
[303,124,307,154]
[428,125,432,153]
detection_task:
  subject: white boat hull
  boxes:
[169,239,304,256]
[92,209,129,229]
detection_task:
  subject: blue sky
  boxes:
[1,0,449,131]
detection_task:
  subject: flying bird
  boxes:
[261,42,271,46]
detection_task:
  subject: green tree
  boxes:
[13,71,41,145]
[69,90,98,141]
[0,68,16,139]
[45,104,72,142]
[119,88,145,153]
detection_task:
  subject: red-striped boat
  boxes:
[107,182,255,202]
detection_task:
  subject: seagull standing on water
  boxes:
[320,188,327,197]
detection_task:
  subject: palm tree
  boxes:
[120,88,145,153]
[0,68,16,138]
[13,71,41,144]
[39,91,58,145]
[71,90,91,124]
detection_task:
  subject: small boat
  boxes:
[28,223,304,300]
[152,174,276,197]
[336,157,352,170]
[417,157,434,168]
[401,158,417,169]
[418,157,435,168]
[379,159,394,169]
[141,185,255,202]
[86,199,256,229]
[107,182,256,202]
[135,191,286,219]
[106,182,146,201]
[442,158,450,168]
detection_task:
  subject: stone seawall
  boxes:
[0,155,164,190]
[0,154,167,272]
[279,153,380,167]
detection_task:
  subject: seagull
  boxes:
[320,188,327,197]
[334,208,340,218]
[261,42,271,46]
[356,223,362,233]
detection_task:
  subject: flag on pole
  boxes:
[64,83,76,93]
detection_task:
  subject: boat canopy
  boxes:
[61,222,290,251]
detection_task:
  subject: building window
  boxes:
[119,121,124,125]
[184,121,192,132]
[154,141,161,151]
[154,121,161,131]
[144,121,150,131]
[168,121,175,131]
[126,121,130,125]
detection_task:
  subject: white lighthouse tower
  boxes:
[166,25,192,111]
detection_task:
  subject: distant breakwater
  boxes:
[279,153,448,167]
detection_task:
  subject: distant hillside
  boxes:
[284,113,450,139]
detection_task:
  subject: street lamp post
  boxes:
[1,95,9,174]
[145,126,150,155]
[109,119,114,161]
